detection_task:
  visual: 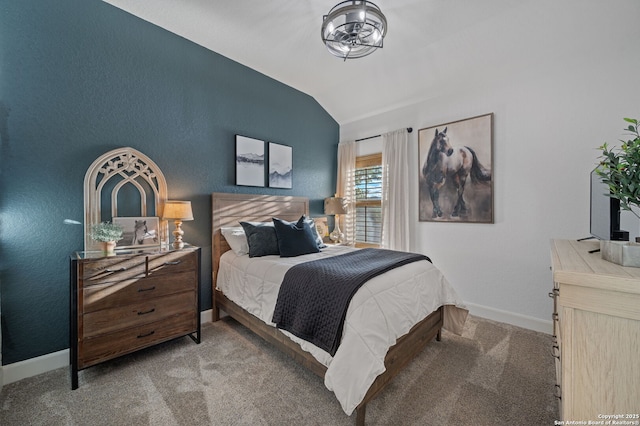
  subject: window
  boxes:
[355,153,382,247]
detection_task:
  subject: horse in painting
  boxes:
[422,127,491,218]
[132,220,148,245]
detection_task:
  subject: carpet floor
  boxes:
[0,314,558,425]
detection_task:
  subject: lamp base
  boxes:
[329,223,344,244]
[172,220,185,250]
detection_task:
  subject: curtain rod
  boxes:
[355,127,413,142]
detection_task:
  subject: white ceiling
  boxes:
[102,0,608,125]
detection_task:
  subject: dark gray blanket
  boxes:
[271,248,431,356]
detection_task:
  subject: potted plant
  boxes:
[89,221,124,255]
[596,118,640,219]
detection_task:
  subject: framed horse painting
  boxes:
[418,113,493,223]
[112,216,161,249]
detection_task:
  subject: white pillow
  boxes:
[221,227,249,255]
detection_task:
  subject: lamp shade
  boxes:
[162,200,194,221]
[324,197,347,215]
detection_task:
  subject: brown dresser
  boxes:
[70,245,201,389]
[550,239,640,421]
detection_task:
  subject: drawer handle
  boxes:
[552,312,558,321]
[137,308,155,316]
[552,345,560,359]
[548,289,559,298]
[137,286,156,293]
[106,267,127,272]
[137,330,155,338]
[164,261,181,265]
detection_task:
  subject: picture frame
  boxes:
[112,216,161,249]
[418,113,493,223]
[236,135,265,187]
[268,142,292,189]
[312,216,329,241]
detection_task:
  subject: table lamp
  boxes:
[162,200,194,249]
[324,196,347,243]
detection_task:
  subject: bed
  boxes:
[211,192,467,425]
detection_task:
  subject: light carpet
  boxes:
[0,314,558,425]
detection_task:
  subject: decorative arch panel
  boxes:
[84,147,169,251]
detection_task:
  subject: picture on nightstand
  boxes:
[313,216,329,241]
[113,216,160,249]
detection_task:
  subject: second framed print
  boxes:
[268,142,292,189]
[418,113,493,223]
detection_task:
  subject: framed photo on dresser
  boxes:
[112,216,160,249]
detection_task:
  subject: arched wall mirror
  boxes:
[83,147,169,251]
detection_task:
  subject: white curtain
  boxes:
[381,129,410,251]
[336,140,357,245]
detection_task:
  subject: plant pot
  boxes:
[600,240,640,267]
[101,241,117,256]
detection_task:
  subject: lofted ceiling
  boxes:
[102,0,608,125]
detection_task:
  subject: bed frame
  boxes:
[211,192,443,425]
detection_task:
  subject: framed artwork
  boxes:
[113,216,160,249]
[313,216,329,241]
[236,135,265,187]
[418,113,493,223]
[268,142,292,189]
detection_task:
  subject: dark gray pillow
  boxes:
[303,216,327,249]
[239,221,280,257]
[272,216,320,257]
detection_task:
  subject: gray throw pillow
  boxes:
[239,221,280,257]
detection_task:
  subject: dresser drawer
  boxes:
[80,255,148,285]
[82,270,196,313]
[79,311,197,369]
[82,291,196,338]
[80,251,196,286]
[146,251,197,277]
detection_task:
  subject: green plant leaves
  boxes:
[596,118,640,219]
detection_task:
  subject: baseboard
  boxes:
[1,309,214,387]
[2,349,70,386]
[464,302,553,334]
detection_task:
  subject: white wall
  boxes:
[340,2,640,331]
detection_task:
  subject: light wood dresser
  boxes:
[550,239,640,422]
[70,245,201,389]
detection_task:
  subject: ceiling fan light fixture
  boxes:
[321,1,387,60]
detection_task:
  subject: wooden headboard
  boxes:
[211,192,309,287]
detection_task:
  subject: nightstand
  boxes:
[69,245,201,389]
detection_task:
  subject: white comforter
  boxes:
[217,245,467,415]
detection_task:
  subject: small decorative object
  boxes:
[89,221,124,256]
[418,113,493,223]
[236,135,265,187]
[596,118,640,220]
[268,142,292,189]
[321,1,387,60]
[112,216,160,250]
[600,240,640,267]
[162,200,194,249]
[324,196,347,243]
[314,217,329,241]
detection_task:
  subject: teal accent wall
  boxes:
[0,1,338,364]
